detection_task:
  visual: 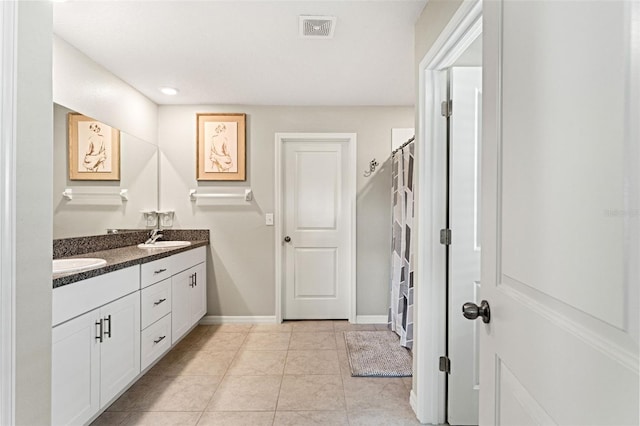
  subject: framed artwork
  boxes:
[197,113,246,181]
[68,113,121,181]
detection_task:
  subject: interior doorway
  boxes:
[413,0,482,423]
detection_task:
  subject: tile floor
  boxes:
[92,321,420,426]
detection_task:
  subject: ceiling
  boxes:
[53,1,427,106]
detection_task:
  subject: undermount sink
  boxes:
[137,241,191,249]
[53,258,107,274]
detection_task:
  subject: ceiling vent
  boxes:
[299,15,336,39]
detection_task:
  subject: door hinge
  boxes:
[440,228,452,245]
[441,100,452,117]
[439,356,451,373]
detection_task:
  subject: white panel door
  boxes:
[284,140,350,319]
[99,291,140,407]
[480,1,639,424]
[448,66,482,426]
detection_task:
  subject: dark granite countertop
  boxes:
[53,230,209,289]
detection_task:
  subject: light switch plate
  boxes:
[265,213,274,226]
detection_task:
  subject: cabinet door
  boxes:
[171,267,193,344]
[99,291,141,407]
[52,309,100,426]
[190,262,207,324]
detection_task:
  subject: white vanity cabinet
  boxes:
[170,247,207,344]
[52,245,207,425]
[52,267,140,426]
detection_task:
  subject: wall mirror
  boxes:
[53,103,159,239]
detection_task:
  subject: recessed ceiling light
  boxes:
[159,87,179,96]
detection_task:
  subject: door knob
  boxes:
[462,300,491,323]
[284,236,291,243]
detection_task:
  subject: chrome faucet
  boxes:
[145,229,164,244]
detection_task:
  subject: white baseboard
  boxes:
[410,389,418,416]
[199,315,277,325]
[355,315,387,324]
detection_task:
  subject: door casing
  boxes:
[414,0,482,423]
[274,133,357,324]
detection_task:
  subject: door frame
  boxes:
[274,133,357,324]
[413,0,482,423]
[0,2,17,424]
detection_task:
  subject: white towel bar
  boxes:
[62,188,128,201]
[189,188,253,202]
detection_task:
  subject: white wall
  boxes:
[14,3,53,424]
[159,105,414,318]
[53,35,158,145]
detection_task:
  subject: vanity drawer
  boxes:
[141,278,172,329]
[141,257,173,288]
[141,313,171,371]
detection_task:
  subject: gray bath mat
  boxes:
[344,331,412,377]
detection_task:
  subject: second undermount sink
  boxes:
[137,241,191,249]
[53,258,107,274]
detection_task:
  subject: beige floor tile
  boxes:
[334,332,346,350]
[146,347,190,376]
[227,350,287,376]
[121,411,201,426]
[196,411,275,426]
[337,349,353,377]
[289,320,334,332]
[284,350,340,375]
[163,350,236,376]
[206,375,282,412]
[273,410,349,426]
[90,411,131,425]
[402,377,413,390]
[250,323,293,333]
[242,332,291,351]
[210,324,254,334]
[288,332,336,350]
[277,375,345,411]
[199,332,247,353]
[108,375,222,412]
[343,376,411,411]
[332,321,377,332]
[172,326,215,352]
[347,408,422,425]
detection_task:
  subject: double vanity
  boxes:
[51,230,209,426]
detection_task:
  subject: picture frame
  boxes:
[68,113,121,181]
[197,113,246,181]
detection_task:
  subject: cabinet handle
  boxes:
[153,335,166,344]
[154,298,167,306]
[193,272,197,287]
[95,319,103,343]
[189,273,194,288]
[154,268,167,275]
[104,315,112,338]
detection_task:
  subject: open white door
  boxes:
[479,1,639,424]
[448,66,482,425]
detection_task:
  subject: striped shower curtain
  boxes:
[389,141,415,349]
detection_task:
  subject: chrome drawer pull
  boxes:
[154,298,167,306]
[153,335,166,344]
